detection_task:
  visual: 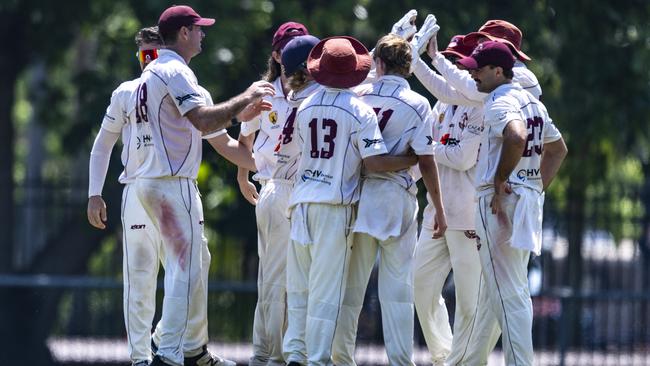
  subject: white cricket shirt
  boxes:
[271,81,322,181]
[100,78,140,184]
[288,87,387,208]
[475,82,562,196]
[354,75,434,195]
[133,49,205,179]
[239,77,290,181]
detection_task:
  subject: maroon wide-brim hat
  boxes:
[307,36,371,89]
[464,19,531,61]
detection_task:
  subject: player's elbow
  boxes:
[418,154,436,172]
[546,138,568,161]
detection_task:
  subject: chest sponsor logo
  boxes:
[362,138,384,148]
[440,133,459,146]
[516,168,540,181]
[301,169,333,185]
[136,134,153,149]
[175,93,200,106]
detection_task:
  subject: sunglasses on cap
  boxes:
[136,49,159,63]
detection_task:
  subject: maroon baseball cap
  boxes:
[441,35,476,59]
[158,5,215,36]
[464,20,531,61]
[457,40,515,71]
[307,36,371,89]
[272,22,309,51]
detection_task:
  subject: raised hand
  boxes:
[411,14,440,57]
[238,99,273,122]
[391,9,418,40]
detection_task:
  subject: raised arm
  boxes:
[412,58,481,107]
[185,80,275,133]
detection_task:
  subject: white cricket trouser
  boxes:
[331,179,419,366]
[414,228,484,365]
[122,183,161,364]
[135,177,209,366]
[250,180,292,366]
[474,193,534,366]
[283,203,354,366]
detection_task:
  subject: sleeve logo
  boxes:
[175,93,200,106]
[426,136,434,145]
[362,138,384,148]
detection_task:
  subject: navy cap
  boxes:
[281,35,320,76]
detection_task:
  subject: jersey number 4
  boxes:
[308,118,338,159]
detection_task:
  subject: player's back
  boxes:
[133,49,204,179]
[289,87,386,208]
[476,83,561,195]
[356,75,434,194]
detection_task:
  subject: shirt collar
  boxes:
[158,49,187,65]
[272,77,287,99]
[377,74,410,89]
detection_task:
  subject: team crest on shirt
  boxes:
[438,112,445,123]
[269,111,278,124]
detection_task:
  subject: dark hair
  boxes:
[135,26,162,47]
[262,54,282,82]
[160,23,193,45]
[503,67,514,79]
[287,68,310,91]
[374,34,411,77]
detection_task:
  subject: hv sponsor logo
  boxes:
[301,169,333,185]
[175,93,200,106]
[516,168,541,181]
[136,134,153,149]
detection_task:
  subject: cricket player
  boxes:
[273,34,324,366]
[331,33,447,366]
[236,22,309,366]
[456,41,567,365]
[132,5,274,366]
[286,36,420,366]
[406,31,488,365]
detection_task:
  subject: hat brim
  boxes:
[194,18,215,26]
[456,56,478,69]
[465,32,531,61]
[441,50,466,59]
[307,36,371,89]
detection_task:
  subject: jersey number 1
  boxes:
[308,118,338,159]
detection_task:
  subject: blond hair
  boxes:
[374,34,412,77]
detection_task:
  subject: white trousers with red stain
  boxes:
[284,203,355,366]
[250,180,292,366]
[472,192,534,366]
[135,177,210,366]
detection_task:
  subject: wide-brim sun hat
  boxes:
[307,36,371,89]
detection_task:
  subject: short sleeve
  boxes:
[168,70,206,116]
[356,111,387,158]
[484,97,523,137]
[101,87,129,134]
[543,116,562,143]
[409,109,435,156]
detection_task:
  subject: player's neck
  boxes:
[165,45,193,64]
